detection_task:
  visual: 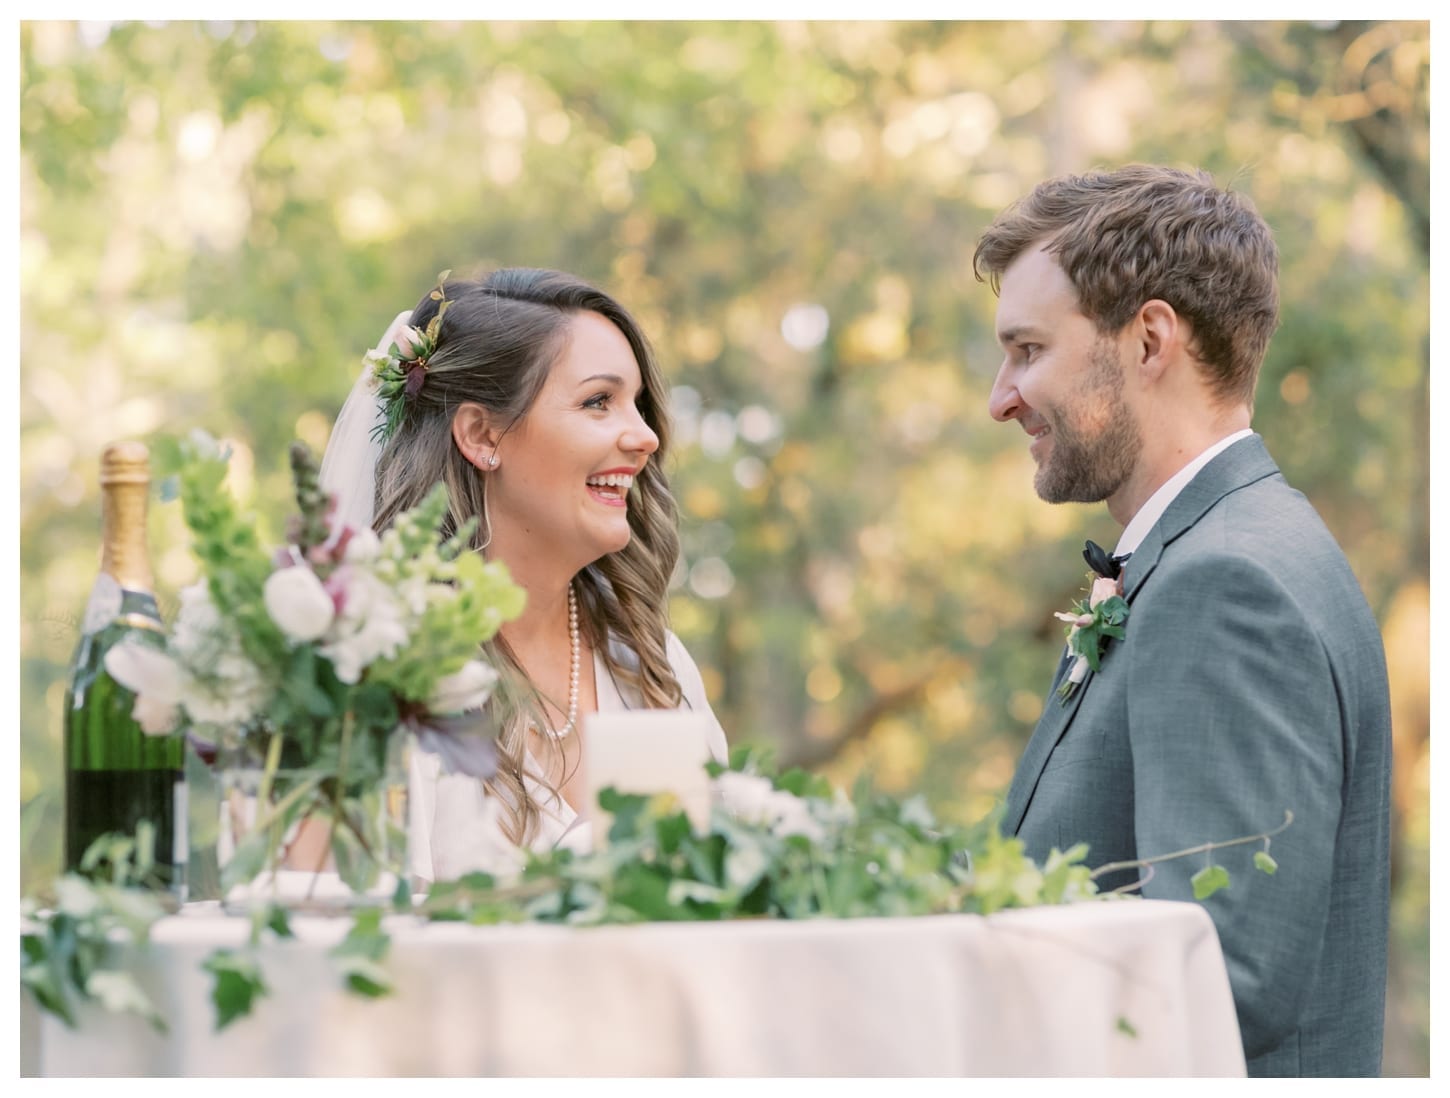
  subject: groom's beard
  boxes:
[1035,339,1143,505]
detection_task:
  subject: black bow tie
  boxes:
[1083,539,1131,580]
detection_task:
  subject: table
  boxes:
[21,898,1245,1077]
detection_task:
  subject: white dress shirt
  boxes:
[1114,429,1256,558]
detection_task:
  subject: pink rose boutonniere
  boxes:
[1054,571,1130,704]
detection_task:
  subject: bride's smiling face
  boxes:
[487,311,659,570]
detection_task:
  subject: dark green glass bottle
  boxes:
[63,441,186,898]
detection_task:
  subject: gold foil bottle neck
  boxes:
[98,441,155,593]
[101,440,152,485]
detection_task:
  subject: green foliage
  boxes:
[1191,864,1232,901]
[20,764,1295,1035]
[1056,588,1131,704]
[329,907,394,998]
[171,432,287,668]
[368,270,453,445]
[202,948,268,1031]
[19,831,170,1033]
[417,761,1096,927]
[367,527,526,698]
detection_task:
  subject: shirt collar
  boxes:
[1114,428,1256,557]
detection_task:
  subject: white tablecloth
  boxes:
[21,898,1245,1077]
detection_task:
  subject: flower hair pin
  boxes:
[1053,543,1130,704]
[366,270,453,444]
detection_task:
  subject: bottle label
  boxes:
[81,574,124,636]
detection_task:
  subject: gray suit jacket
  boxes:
[1003,435,1391,1077]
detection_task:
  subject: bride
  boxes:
[320,268,727,883]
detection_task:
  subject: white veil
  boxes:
[318,310,413,535]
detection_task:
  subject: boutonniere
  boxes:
[1054,541,1131,703]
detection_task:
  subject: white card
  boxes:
[583,710,714,845]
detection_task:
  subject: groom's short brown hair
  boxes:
[973,164,1280,406]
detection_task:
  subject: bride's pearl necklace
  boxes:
[531,582,580,742]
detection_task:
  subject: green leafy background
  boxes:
[18,20,1429,1073]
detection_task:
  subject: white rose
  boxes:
[104,641,185,735]
[320,569,409,683]
[395,325,426,360]
[713,771,776,825]
[429,660,499,714]
[344,528,381,564]
[1089,575,1122,609]
[264,566,336,643]
[765,789,826,843]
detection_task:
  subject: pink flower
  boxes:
[1089,576,1122,609]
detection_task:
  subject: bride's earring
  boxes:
[487,453,499,468]
[478,474,494,551]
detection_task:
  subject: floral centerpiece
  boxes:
[105,431,524,907]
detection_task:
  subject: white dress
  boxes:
[408,630,728,885]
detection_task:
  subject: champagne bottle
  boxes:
[63,441,187,898]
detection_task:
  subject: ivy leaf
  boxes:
[263,903,294,939]
[1253,850,1279,876]
[1191,864,1231,900]
[331,907,390,961]
[1098,596,1130,624]
[20,936,77,1028]
[202,948,267,1030]
[681,832,726,887]
[599,787,651,842]
[329,908,394,994]
[609,864,676,921]
[1116,1015,1139,1038]
[333,955,393,998]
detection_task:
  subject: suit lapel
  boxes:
[1001,654,1093,835]
[1003,435,1283,837]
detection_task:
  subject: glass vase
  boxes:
[215,723,411,914]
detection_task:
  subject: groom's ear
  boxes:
[452,402,504,469]
[1133,299,1181,385]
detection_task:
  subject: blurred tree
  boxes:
[19,19,1428,1072]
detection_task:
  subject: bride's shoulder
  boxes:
[663,628,702,672]
[599,626,703,685]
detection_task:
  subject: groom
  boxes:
[974,166,1391,1077]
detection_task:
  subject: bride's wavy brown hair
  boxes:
[370,268,682,844]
